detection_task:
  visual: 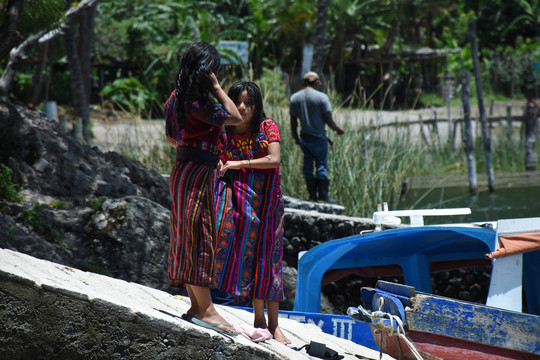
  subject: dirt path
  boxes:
[90,99,529,153]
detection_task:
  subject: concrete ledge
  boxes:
[0,249,391,360]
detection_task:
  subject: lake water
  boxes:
[398,171,540,224]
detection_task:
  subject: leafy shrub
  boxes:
[90,197,107,210]
[23,202,60,243]
[0,164,22,203]
[101,77,158,117]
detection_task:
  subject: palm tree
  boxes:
[500,0,540,37]
[325,0,391,95]
[311,0,329,74]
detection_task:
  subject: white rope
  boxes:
[371,297,423,360]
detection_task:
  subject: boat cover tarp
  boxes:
[486,232,540,259]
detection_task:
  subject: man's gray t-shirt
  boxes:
[290,88,332,140]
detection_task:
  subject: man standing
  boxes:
[290,71,344,202]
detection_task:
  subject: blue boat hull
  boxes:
[349,281,540,360]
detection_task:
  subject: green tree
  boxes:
[324,0,392,95]
[0,0,97,99]
[498,0,540,38]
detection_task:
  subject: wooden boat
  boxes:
[292,205,540,358]
[349,280,540,360]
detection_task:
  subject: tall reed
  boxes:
[273,107,423,217]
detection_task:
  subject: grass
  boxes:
[91,74,539,218]
[115,115,539,218]
[277,103,539,217]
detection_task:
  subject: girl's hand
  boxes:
[209,74,242,125]
[166,135,178,147]
[218,160,244,177]
[210,72,220,91]
[217,159,224,176]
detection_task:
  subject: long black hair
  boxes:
[227,81,266,137]
[175,41,220,127]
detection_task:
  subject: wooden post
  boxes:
[524,103,537,171]
[44,101,57,121]
[469,20,495,193]
[389,61,394,110]
[452,120,459,150]
[445,72,454,148]
[73,116,83,142]
[506,104,512,140]
[431,107,439,148]
[419,114,430,148]
[461,70,477,195]
[364,120,373,160]
[510,56,515,99]
[489,100,494,130]
[59,114,68,132]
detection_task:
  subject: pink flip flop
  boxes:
[233,323,273,342]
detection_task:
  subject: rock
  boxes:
[0,98,172,291]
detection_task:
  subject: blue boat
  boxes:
[291,206,540,358]
[348,280,540,359]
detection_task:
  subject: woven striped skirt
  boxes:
[168,157,218,288]
[213,170,285,302]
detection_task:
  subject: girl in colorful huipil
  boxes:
[214,81,291,344]
[165,42,244,337]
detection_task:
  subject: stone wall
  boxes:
[281,197,492,315]
[282,197,374,268]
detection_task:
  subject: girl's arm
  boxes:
[218,142,281,176]
[209,73,243,126]
[166,135,178,147]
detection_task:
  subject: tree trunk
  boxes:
[461,68,477,195]
[469,20,494,193]
[0,0,100,99]
[311,0,328,75]
[64,0,90,144]
[0,31,46,97]
[29,42,50,107]
[0,0,24,61]
[78,3,97,142]
[506,103,513,140]
[79,4,97,105]
[524,103,537,171]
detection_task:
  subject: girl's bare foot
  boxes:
[270,325,291,345]
[253,320,268,329]
[197,311,238,334]
[186,306,197,316]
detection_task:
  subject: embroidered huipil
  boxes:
[213,118,285,302]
